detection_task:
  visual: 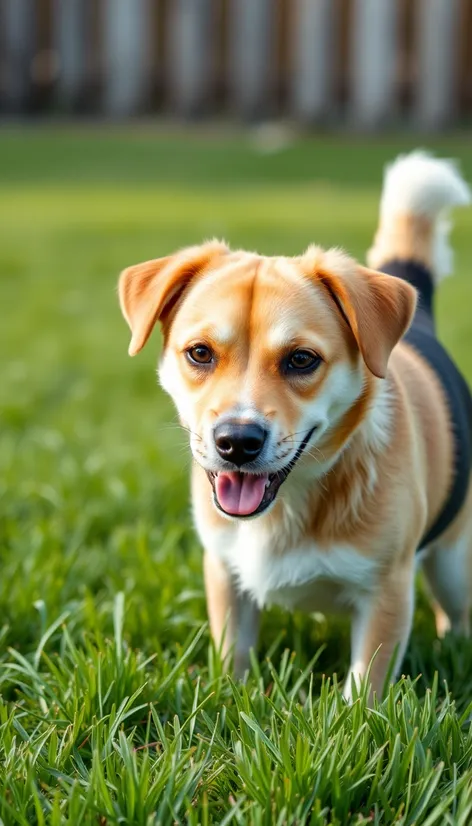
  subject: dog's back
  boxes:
[368,151,472,549]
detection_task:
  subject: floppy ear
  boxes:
[118,240,228,356]
[317,265,417,378]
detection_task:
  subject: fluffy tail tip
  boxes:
[380,150,471,220]
[370,150,470,280]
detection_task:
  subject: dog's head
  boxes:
[119,241,416,519]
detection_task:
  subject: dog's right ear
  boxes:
[118,240,228,356]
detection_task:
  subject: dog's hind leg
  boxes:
[422,542,471,637]
[421,482,472,637]
[422,539,472,637]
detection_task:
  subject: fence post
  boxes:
[54,0,87,110]
[415,0,461,130]
[350,0,398,128]
[1,0,36,112]
[228,0,275,119]
[102,0,152,116]
[168,0,213,116]
[290,0,335,123]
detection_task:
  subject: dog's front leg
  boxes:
[343,565,415,702]
[203,552,260,677]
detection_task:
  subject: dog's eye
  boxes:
[286,349,321,372]
[187,344,214,365]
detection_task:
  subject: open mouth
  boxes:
[206,426,316,518]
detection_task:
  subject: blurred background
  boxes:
[1,0,472,128]
[1,0,472,679]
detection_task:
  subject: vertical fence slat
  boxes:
[290,0,335,122]
[0,1,467,128]
[228,0,275,119]
[1,0,36,112]
[168,0,213,116]
[102,0,152,117]
[415,0,461,129]
[54,0,87,110]
[350,0,398,128]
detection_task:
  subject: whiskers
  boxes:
[280,429,313,443]
[157,420,203,442]
[157,420,207,461]
[302,445,327,463]
[181,426,203,444]
[276,431,330,494]
[279,432,327,464]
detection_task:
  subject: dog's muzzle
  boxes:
[206,426,317,518]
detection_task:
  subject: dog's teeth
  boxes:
[265,479,271,488]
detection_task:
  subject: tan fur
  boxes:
[119,214,471,700]
[119,240,228,355]
[368,214,435,273]
[315,263,416,378]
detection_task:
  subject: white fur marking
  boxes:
[266,321,326,353]
[299,361,364,447]
[212,323,236,345]
[362,376,393,454]
[200,515,378,610]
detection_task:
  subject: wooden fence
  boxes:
[1,0,471,129]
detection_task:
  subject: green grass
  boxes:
[2,127,472,824]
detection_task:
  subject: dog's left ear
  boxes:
[118,240,228,356]
[317,264,417,378]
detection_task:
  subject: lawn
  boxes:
[2,127,472,824]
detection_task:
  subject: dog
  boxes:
[119,151,471,699]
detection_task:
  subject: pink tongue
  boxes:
[215,472,269,516]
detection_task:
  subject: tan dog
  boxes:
[119,152,471,699]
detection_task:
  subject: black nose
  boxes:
[214,421,267,467]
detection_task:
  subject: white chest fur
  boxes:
[198,516,378,612]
